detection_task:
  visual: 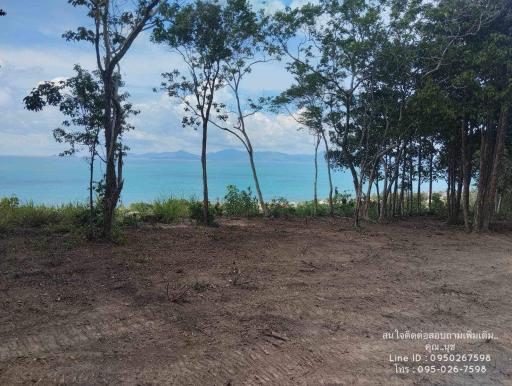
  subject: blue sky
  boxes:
[0,0,318,156]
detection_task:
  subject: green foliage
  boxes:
[212,201,224,217]
[120,198,190,225]
[333,192,356,217]
[267,197,295,217]
[223,185,259,217]
[430,193,446,215]
[188,200,215,225]
[0,196,20,210]
[0,196,91,233]
[153,198,189,222]
[294,201,328,217]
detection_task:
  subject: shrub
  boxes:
[223,185,259,217]
[120,199,190,225]
[333,191,355,216]
[294,201,328,217]
[129,202,154,216]
[430,192,446,215]
[0,196,20,210]
[153,198,189,223]
[212,201,224,217]
[188,200,215,225]
[268,197,295,217]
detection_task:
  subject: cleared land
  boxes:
[0,217,511,385]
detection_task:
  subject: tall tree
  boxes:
[273,0,410,226]
[64,0,164,238]
[24,66,138,237]
[153,0,232,224]
[25,66,102,231]
[274,74,335,216]
[210,0,271,216]
[419,0,512,231]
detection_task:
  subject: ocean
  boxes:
[0,155,350,205]
[0,155,445,205]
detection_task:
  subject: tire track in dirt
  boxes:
[0,309,158,361]
[141,340,322,386]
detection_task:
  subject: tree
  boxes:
[208,0,272,217]
[24,66,137,237]
[153,0,232,225]
[24,67,103,236]
[64,0,164,238]
[418,0,512,231]
[273,74,335,216]
[273,0,402,226]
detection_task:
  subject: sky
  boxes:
[0,0,318,156]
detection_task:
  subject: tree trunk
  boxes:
[89,154,95,238]
[102,75,119,238]
[428,150,433,212]
[496,193,502,214]
[447,157,457,224]
[321,130,334,215]
[473,121,491,230]
[475,104,509,231]
[399,153,406,216]
[247,147,268,216]
[392,162,399,216]
[313,135,320,216]
[379,156,389,221]
[408,155,414,215]
[363,162,377,220]
[461,117,472,231]
[455,168,463,220]
[417,138,422,214]
[201,120,209,224]
[446,167,452,220]
[342,94,362,228]
[375,175,381,217]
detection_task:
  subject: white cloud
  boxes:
[0,19,307,157]
[243,111,313,154]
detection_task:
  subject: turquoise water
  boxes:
[0,156,445,205]
[0,155,351,205]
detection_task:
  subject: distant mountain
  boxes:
[133,150,199,160]
[132,149,315,163]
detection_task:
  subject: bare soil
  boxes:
[0,217,511,385]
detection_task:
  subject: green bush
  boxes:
[223,185,259,217]
[294,201,329,217]
[188,200,215,225]
[0,196,20,210]
[128,202,154,216]
[120,198,190,225]
[430,192,446,215]
[153,198,189,222]
[333,191,355,216]
[212,200,224,216]
[268,197,295,217]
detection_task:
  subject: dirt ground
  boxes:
[0,217,511,385]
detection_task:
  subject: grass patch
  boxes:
[121,197,190,225]
[0,196,90,233]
